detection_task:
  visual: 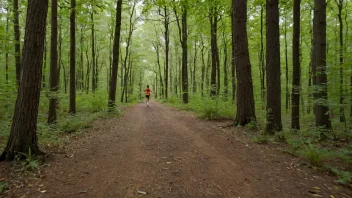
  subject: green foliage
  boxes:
[199,100,221,120]
[13,148,39,172]
[298,144,331,167]
[252,135,269,144]
[164,95,235,120]
[0,182,7,194]
[245,120,259,131]
[330,168,352,185]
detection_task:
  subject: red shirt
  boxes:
[144,88,151,95]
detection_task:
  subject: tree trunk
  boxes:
[13,0,21,85]
[174,2,189,103]
[85,48,90,94]
[69,0,76,114]
[233,0,256,126]
[48,0,59,124]
[265,0,282,133]
[181,7,188,103]
[231,7,236,102]
[201,38,206,96]
[0,0,48,161]
[223,29,229,97]
[336,0,345,122]
[308,9,314,114]
[80,26,84,90]
[210,6,219,97]
[42,38,47,88]
[313,0,331,129]
[108,0,123,110]
[91,7,96,93]
[164,6,170,99]
[284,10,290,113]
[291,0,301,130]
[5,9,9,84]
[259,4,265,103]
[193,40,198,94]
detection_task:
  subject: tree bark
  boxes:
[91,5,96,93]
[13,0,21,85]
[193,40,198,94]
[108,0,123,110]
[259,4,265,103]
[284,10,290,113]
[181,6,188,103]
[69,0,76,114]
[233,0,256,126]
[291,0,301,130]
[210,5,219,97]
[5,8,9,84]
[174,1,189,103]
[48,0,59,124]
[201,37,206,96]
[336,0,345,122]
[164,6,170,99]
[265,0,282,133]
[0,0,49,161]
[42,38,47,88]
[313,0,331,129]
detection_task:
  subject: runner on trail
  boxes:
[144,85,152,106]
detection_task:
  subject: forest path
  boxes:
[8,101,352,197]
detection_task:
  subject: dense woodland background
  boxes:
[0,0,351,183]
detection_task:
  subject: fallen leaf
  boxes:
[312,195,323,197]
[138,191,147,195]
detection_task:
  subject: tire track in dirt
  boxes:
[7,101,351,198]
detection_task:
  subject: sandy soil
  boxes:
[1,101,351,198]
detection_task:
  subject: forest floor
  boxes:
[1,101,352,198]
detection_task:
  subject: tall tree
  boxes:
[265,0,282,133]
[48,0,59,124]
[259,4,265,103]
[121,1,137,102]
[335,0,345,122]
[69,0,76,114]
[91,2,97,92]
[209,3,220,96]
[233,0,256,126]
[174,0,189,103]
[291,0,301,129]
[181,1,188,103]
[5,6,10,84]
[13,0,21,85]
[0,0,49,161]
[313,0,331,129]
[108,0,123,110]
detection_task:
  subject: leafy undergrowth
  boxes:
[0,91,124,152]
[160,95,235,120]
[247,127,352,185]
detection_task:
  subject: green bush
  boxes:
[330,168,352,185]
[252,135,269,144]
[298,144,331,167]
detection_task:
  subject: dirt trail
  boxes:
[3,101,352,198]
